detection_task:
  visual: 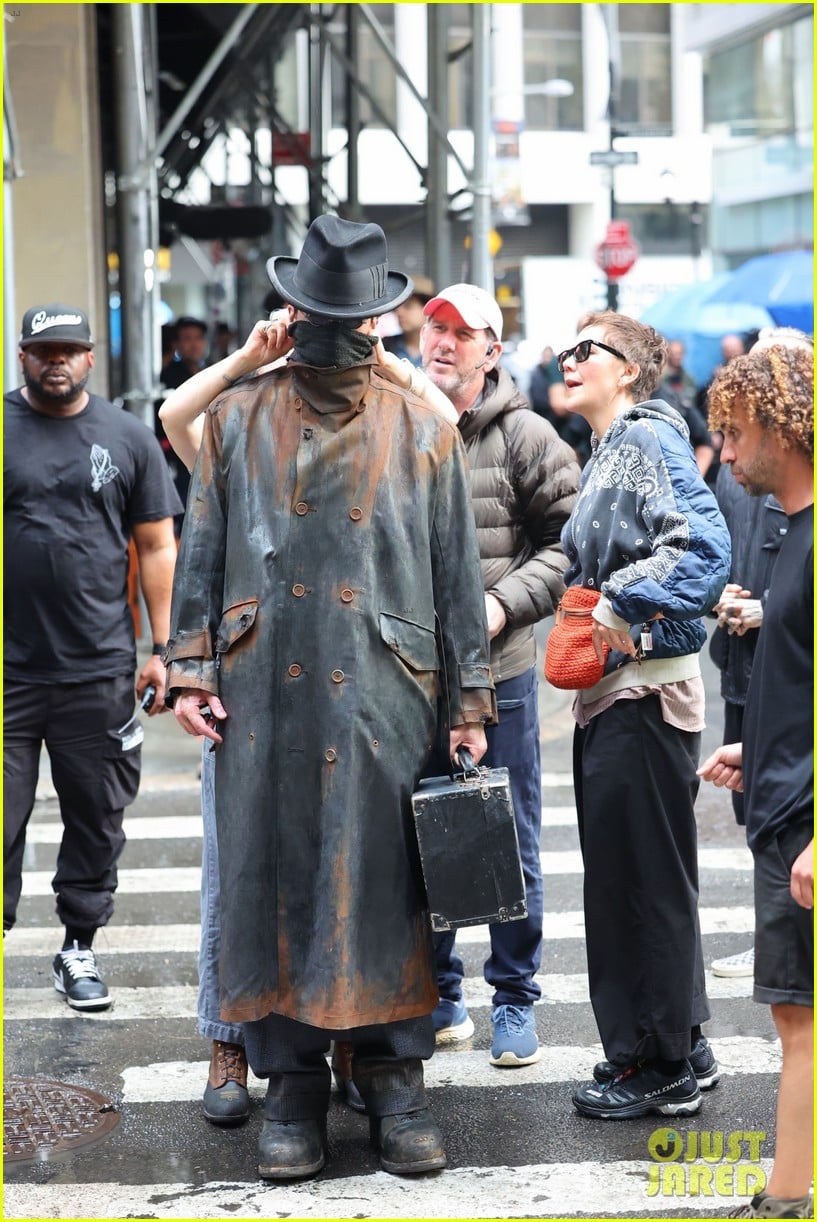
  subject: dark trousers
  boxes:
[435,667,544,1007]
[3,676,141,931]
[573,694,710,1066]
[243,1011,435,1121]
[723,700,745,825]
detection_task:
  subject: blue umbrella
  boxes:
[708,249,814,334]
[640,278,774,386]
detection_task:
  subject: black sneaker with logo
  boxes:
[52,941,111,1011]
[593,1035,720,1091]
[573,1059,702,1120]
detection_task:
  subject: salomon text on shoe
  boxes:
[573,1059,702,1120]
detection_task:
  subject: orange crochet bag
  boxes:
[544,587,611,690]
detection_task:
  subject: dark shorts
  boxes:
[753,820,814,1007]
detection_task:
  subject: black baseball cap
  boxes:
[19,304,94,349]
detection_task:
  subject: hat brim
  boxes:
[20,337,94,350]
[266,256,413,319]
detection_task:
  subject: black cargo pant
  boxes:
[243,1011,435,1121]
[3,675,141,932]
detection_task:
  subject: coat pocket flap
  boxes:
[165,627,212,663]
[379,612,438,671]
[215,599,259,654]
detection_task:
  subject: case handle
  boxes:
[455,747,480,779]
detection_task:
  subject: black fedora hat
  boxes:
[266,214,413,319]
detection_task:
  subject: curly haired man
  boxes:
[700,343,813,1220]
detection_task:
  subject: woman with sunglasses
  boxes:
[555,311,731,1120]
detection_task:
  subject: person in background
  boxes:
[383,274,435,367]
[658,339,714,478]
[155,316,209,531]
[700,342,813,1221]
[417,283,580,1068]
[528,345,562,418]
[557,311,730,1121]
[697,332,747,487]
[4,303,181,1011]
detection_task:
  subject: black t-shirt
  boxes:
[742,504,814,851]
[4,389,182,682]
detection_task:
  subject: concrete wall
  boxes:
[6,3,108,392]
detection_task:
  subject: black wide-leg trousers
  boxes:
[573,694,710,1067]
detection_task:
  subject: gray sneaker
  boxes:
[728,1191,813,1218]
[52,942,111,1011]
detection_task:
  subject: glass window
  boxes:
[617,203,709,257]
[522,5,583,131]
[704,14,814,139]
[615,6,671,134]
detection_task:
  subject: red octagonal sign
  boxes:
[595,220,640,279]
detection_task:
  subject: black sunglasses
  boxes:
[557,338,628,373]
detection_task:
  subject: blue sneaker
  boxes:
[432,997,474,1045]
[490,1004,541,1066]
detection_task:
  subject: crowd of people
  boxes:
[5,217,812,1216]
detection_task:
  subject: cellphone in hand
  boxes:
[140,684,157,713]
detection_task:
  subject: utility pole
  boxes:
[603,4,620,312]
[470,4,493,291]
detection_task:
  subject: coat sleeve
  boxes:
[488,412,580,627]
[600,422,731,625]
[431,428,497,727]
[164,405,227,696]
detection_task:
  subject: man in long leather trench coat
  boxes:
[166,215,497,1180]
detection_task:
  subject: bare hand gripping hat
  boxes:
[266,214,413,319]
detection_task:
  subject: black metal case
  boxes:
[411,754,527,932]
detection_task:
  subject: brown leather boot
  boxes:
[203,1040,250,1125]
[331,1040,366,1112]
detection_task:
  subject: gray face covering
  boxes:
[289,319,377,370]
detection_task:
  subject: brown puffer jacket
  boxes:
[458,366,581,683]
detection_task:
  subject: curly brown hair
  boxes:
[707,345,813,459]
[576,311,668,401]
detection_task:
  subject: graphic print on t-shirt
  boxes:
[90,443,120,491]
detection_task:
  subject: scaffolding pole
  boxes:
[112,5,160,424]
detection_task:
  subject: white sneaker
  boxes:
[711,946,754,978]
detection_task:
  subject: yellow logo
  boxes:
[646,1129,767,1197]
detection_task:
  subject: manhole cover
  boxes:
[3,1077,120,1162]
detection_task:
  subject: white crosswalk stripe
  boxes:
[3,905,755,957]
[19,845,753,896]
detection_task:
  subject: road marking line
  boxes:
[1,1157,776,1219]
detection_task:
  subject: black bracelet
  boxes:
[152,643,166,656]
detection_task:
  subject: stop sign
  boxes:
[594,220,640,279]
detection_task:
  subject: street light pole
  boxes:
[603,4,620,312]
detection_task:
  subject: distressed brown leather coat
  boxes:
[166,359,496,1029]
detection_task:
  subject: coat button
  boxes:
[292,584,305,597]
[295,502,309,516]
[340,588,354,603]
[349,506,363,521]
[331,669,344,683]
[324,748,337,762]
[287,663,302,677]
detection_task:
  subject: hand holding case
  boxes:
[411,749,527,932]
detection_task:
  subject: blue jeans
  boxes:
[198,743,244,1044]
[434,666,544,1008]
